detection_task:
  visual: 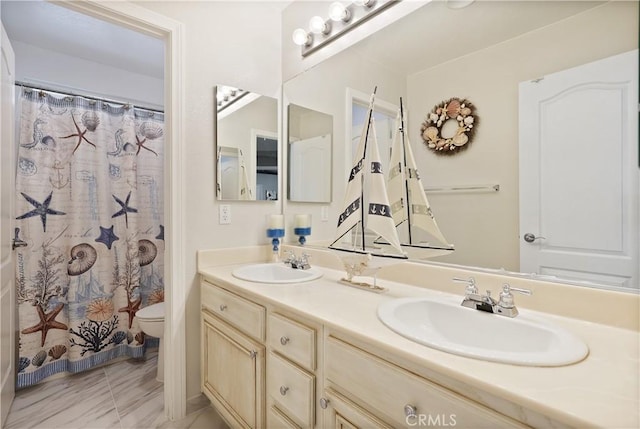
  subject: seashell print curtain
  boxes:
[14,88,164,388]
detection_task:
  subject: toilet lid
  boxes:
[137,302,164,319]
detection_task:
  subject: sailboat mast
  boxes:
[399,98,413,245]
[359,86,377,251]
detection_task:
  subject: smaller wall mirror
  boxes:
[215,85,279,201]
[287,104,333,202]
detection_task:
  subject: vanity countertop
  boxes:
[198,261,639,429]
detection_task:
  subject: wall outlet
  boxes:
[219,204,231,224]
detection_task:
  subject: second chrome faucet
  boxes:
[453,277,532,318]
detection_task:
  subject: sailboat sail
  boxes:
[387,99,453,251]
[330,90,406,259]
[366,119,404,254]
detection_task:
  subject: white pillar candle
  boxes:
[295,214,311,228]
[269,214,284,229]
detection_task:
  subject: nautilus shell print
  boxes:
[138,239,157,266]
[81,111,100,132]
[67,243,98,276]
[139,122,163,140]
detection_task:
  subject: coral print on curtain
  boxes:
[14,88,165,388]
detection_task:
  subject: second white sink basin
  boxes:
[377,296,588,366]
[232,263,322,284]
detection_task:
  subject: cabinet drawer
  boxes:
[202,280,265,341]
[267,406,301,429]
[326,336,527,429]
[267,352,315,428]
[268,313,316,371]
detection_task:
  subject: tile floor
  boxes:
[5,354,229,429]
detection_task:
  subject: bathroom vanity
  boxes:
[198,246,639,429]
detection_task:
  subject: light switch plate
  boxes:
[321,206,329,222]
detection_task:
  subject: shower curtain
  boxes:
[14,88,164,388]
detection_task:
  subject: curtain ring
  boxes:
[38,90,46,98]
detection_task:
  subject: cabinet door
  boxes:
[323,388,394,429]
[202,311,265,429]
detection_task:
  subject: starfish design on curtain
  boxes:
[112,191,138,228]
[95,225,119,249]
[135,135,158,156]
[16,191,66,232]
[21,303,68,347]
[61,113,96,155]
[118,296,142,329]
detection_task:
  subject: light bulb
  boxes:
[221,86,232,97]
[292,28,311,46]
[329,2,350,22]
[354,0,375,7]
[309,16,329,34]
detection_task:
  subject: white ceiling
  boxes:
[0,1,606,84]
[1,0,164,79]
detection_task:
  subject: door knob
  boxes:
[523,233,546,243]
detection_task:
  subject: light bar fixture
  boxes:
[292,0,399,57]
[215,85,249,112]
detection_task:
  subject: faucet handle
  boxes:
[498,284,532,309]
[453,277,478,296]
[283,250,296,264]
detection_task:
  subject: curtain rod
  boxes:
[14,80,165,114]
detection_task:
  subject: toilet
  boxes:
[136,302,165,382]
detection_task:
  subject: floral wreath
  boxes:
[420,98,477,154]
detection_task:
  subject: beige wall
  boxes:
[135,1,284,399]
[407,1,638,271]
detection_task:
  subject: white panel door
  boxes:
[0,23,16,426]
[289,134,331,202]
[519,50,639,290]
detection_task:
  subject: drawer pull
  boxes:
[319,398,330,409]
[280,336,290,345]
[219,304,227,311]
[249,350,257,359]
[404,404,418,419]
[279,386,289,396]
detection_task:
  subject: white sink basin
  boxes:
[377,296,588,366]
[232,263,322,284]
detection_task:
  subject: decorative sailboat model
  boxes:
[329,90,453,292]
[380,97,455,258]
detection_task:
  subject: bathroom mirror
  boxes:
[287,104,333,203]
[282,1,638,292]
[215,85,279,201]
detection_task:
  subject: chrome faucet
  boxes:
[283,251,311,270]
[453,277,531,317]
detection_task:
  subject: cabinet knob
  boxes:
[279,386,289,396]
[249,350,257,359]
[280,336,290,345]
[404,404,418,419]
[219,304,227,311]
[319,398,330,409]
